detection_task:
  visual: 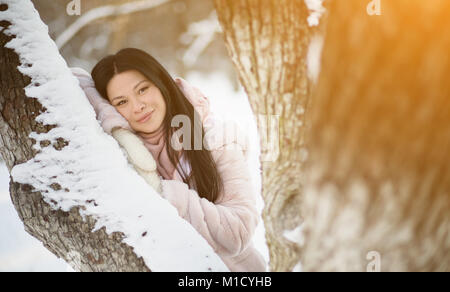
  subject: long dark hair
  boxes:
[91,48,223,203]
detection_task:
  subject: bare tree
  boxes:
[215,0,450,271]
[301,0,450,271]
[0,2,151,272]
[214,0,323,271]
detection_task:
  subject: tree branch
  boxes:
[56,0,171,49]
[0,0,227,272]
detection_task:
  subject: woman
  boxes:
[72,48,266,272]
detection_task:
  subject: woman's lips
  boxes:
[137,111,154,123]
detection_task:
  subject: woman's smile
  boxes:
[137,110,154,123]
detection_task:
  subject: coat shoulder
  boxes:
[203,115,249,157]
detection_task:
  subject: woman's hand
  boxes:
[71,67,132,135]
[112,128,161,192]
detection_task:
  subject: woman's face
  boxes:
[106,70,166,133]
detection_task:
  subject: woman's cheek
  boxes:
[120,107,131,121]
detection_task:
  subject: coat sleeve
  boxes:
[160,142,260,258]
[70,67,133,135]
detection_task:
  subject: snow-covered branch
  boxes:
[180,11,221,67]
[1,0,227,272]
[56,0,171,49]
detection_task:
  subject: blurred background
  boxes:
[0,0,268,271]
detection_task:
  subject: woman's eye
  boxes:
[139,87,148,94]
[116,100,127,106]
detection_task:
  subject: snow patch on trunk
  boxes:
[304,0,326,27]
[306,34,324,84]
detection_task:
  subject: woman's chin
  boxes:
[133,122,160,134]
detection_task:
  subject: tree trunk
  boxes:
[1,0,228,273]
[215,0,450,271]
[214,0,323,271]
[302,0,450,271]
[0,2,150,272]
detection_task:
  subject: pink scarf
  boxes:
[138,125,179,180]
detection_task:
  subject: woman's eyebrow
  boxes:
[133,79,148,90]
[111,80,148,101]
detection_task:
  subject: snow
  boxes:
[304,0,326,27]
[283,224,304,272]
[180,11,222,67]
[0,162,69,271]
[292,262,302,272]
[306,34,324,84]
[284,225,304,247]
[1,0,228,272]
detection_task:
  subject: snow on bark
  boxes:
[1,0,228,272]
[306,34,324,84]
[304,0,325,27]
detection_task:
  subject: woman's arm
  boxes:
[71,67,132,134]
[160,142,260,258]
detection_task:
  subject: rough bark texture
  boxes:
[302,0,450,271]
[214,0,321,271]
[215,0,450,271]
[0,3,150,272]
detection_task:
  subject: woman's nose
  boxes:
[133,101,146,113]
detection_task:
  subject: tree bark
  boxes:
[215,0,450,271]
[0,2,150,272]
[214,0,322,271]
[302,0,450,271]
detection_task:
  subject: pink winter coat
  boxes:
[71,67,267,272]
